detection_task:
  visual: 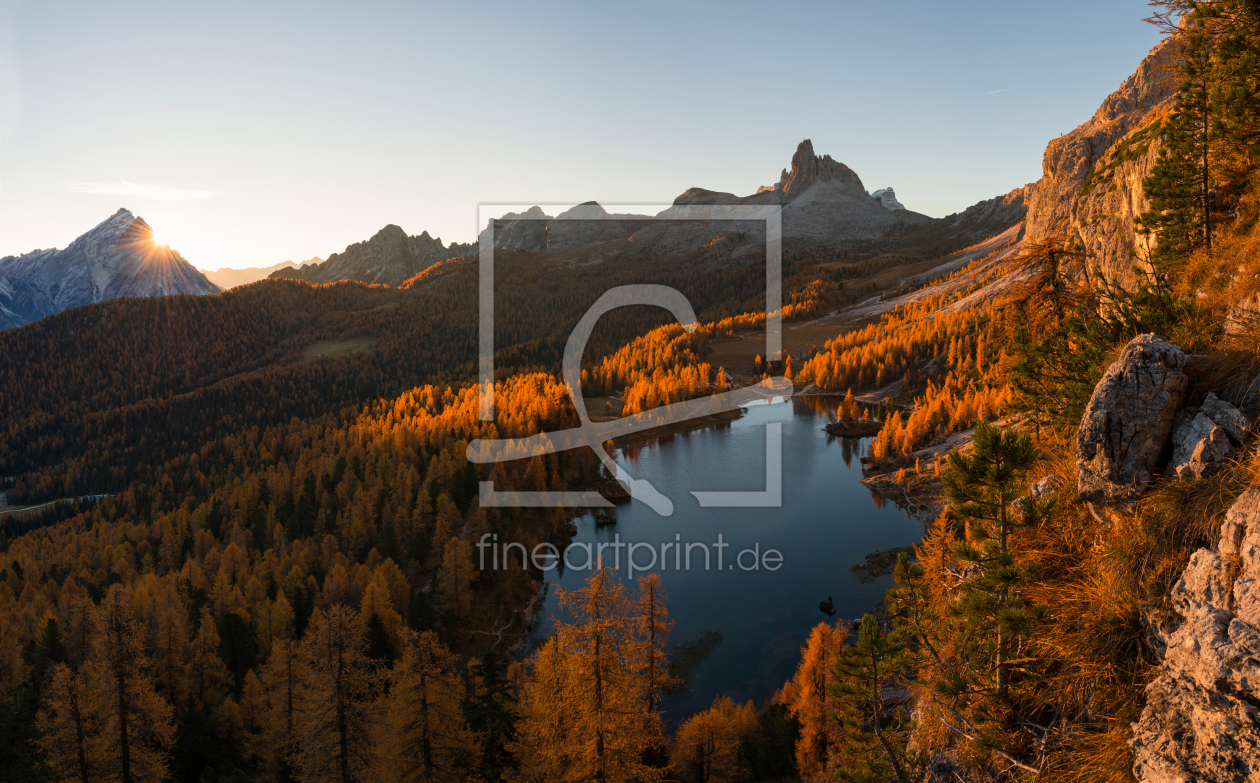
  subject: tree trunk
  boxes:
[997,491,1008,704]
[870,646,909,783]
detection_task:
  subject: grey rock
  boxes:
[869,187,906,210]
[1200,392,1251,443]
[1170,414,1234,479]
[1077,333,1188,503]
[0,208,220,330]
[1169,393,1251,479]
[1224,292,1260,337]
[1131,488,1260,782]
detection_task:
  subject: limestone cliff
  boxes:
[1023,38,1184,285]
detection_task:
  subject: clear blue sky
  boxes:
[0,0,1164,269]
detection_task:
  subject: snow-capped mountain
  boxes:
[0,208,220,330]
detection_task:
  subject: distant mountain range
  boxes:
[0,208,219,330]
[203,258,322,290]
[268,226,474,287]
[3,140,1031,330]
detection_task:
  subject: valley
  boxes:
[5,6,1260,783]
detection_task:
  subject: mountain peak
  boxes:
[0,209,219,329]
[870,187,906,210]
[776,139,864,199]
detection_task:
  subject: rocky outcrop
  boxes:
[1225,292,1260,337]
[0,208,220,330]
[663,140,934,243]
[870,187,906,210]
[270,226,473,286]
[1077,334,1189,503]
[1170,393,1251,478]
[1131,487,1260,782]
[1023,38,1183,287]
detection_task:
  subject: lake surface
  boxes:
[532,397,925,723]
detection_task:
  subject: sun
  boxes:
[151,234,168,247]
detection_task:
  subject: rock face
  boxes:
[1170,393,1251,478]
[1023,38,1183,287]
[1131,488,1260,782]
[869,188,906,210]
[663,139,933,243]
[269,226,473,286]
[1077,334,1189,503]
[0,208,220,330]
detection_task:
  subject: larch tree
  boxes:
[259,638,302,779]
[150,582,189,705]
[783,622,847,781]
[555,568,663,783]
[632,572,679,764]
[186,607,230,706]
[514,637,574,782]
[438,537,475,621]
[290,605,379,783]
[375,629,476,783]
[36,663,100,783]
[88,584,176,783]
[672,696,757,783]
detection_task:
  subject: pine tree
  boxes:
[464,650,518,783]
[217,611,260,700]
[829,615,914,783]
[89,584,176,783]
[31,612,69,699]
[1139,8,1221,270]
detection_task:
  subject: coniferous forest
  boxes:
[8,2,1260,782]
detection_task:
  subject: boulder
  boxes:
[1224,292,1260,337]
[1169,394,1251,478]
[1131,488,1260,782]
[1077,334,1189,503]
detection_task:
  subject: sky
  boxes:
[0,0,1165,270]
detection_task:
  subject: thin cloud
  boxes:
[986,88,1012,95]
[65,180,218,201]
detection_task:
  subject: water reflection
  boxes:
[532,397,924,721]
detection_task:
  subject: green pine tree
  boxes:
[463,651,518,782]
[828,615,915,783]
[940,421,1049,712]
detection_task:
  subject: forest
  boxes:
[7,1,1260,781]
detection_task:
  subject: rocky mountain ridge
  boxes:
[269,226,474,286]
[0,208,220,331]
